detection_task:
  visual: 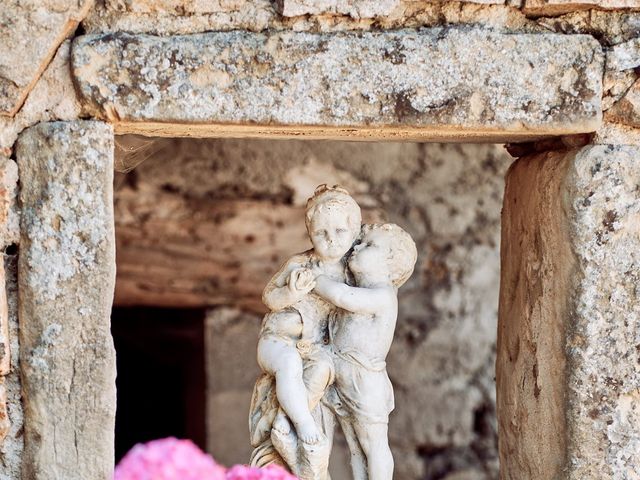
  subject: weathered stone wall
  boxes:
[113,137,512,480]
[2,1,640,479]
[498,145,640,479]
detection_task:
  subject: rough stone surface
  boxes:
[15,121,116,480]
[82,1,544,36]
[0,254,24,480]
[606,78,640,126]
[0,41,82,154]
[72,29,603,141]
[524,0,640,15]
[0,0,92,116]
[0,260,10,377]
[565,145,640,479]
[538,10,640,46]
[83,0,640,37]
[606,37,640,72]
[0,380,9,448]
[601,37,640,111]
[103,0,507,20]
[115,138,511,480]
[0,261,10,443]
[0,158,19,249]
[275,0,400,18]
[498,145,640,479]
[105,0,251,14]
[602,70,637,112]
[593,119,640,144]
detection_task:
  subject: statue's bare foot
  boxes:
[296,421,323,445]
[273,411,292,435]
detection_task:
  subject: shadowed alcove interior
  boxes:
[110,134,511,480]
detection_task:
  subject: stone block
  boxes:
[498,145,640,479]
[72,29,603,142]
[593,120,640,145]
[275,0,512,18]
[0,0,92,117]
[105,0,245,14]
[0,254,24,479]
[0,41,82,153]
[607,38,640,72]
[0,258,13,449]
[0,260,10,377]
[274,0,399,18]
[0,158,19,249]
[606,78,640,127]
[523,0,640,15]
[15,121,116,480]
[0,379,9,445]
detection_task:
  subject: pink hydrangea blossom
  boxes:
[226,464,297,480]
[114,437,226,480]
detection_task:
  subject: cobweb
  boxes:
[114,135,164,173]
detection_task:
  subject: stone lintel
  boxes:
[72,29,604,142]
[498,144,640,479]
[15,121,116,480]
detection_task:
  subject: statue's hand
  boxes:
[288,267,316,294]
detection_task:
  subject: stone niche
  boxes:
[111,136,510,480]
[6,1,640,479]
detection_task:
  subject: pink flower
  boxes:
[226,465,297,480]
[114,437,226,480]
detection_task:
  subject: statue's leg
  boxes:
[352,422,392,480]
[338,418,368,480]
[259,336,321,443]
[304,357,333,411]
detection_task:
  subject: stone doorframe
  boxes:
[3,21,639,480]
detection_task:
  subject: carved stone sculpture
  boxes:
[249,185,417,480]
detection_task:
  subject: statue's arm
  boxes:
[262,254,309,311]
[314,275,393,314]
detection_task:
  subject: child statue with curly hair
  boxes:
[256,185,362,446]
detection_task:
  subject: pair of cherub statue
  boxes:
[249,185,417,480]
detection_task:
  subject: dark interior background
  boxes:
[111,307,207,462]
